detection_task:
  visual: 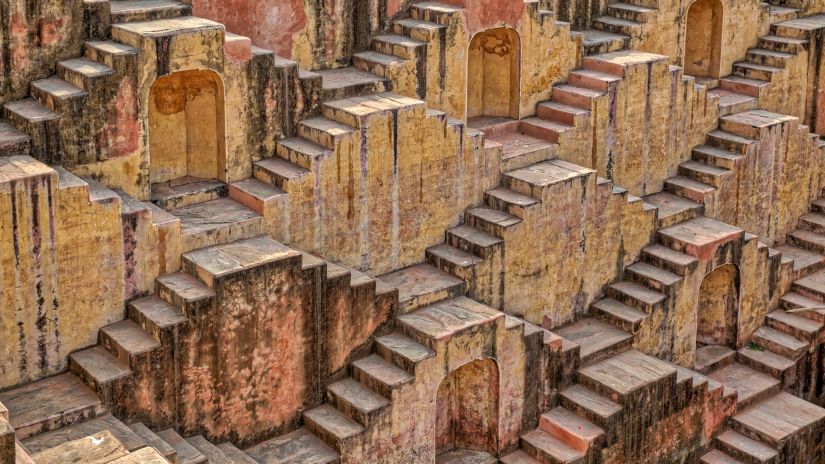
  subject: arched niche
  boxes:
[697,263,740,347]
[467,28,521,120]
[684,0,724,78]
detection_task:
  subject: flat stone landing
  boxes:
[436,449,497,464]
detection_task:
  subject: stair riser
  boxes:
[152,185,228,211]
[640,251,695,277]
[538,417,600,455]
[771,24,808,40]
[591,308,641,334]
[766,317,820,344]
[30,86,86,114]
[605,287,661,313]
[798,217,825,235]
[791,283,825,305]
[746,52,789,68]
[735,351,797,384]
[732,65,778,83]
[67,359,127,411]
[56,65,115,95]
[607,7,653,23]
[2,110,61,163]
[352,55,395,80]
[302,415,349,454]
[425,249,476,283]
[84,46,139,73]
[706,133,754,155]
[583,38,628,57]
[391,22,444,42]
[551,88,596,109]
[729,420,781,449]
[691,150,738,170]
[695,352,734,375]
[677,165,726,188]
[664,181,715,208]
[519,437,584,464]
[126,306,187,346]
[624,269,679,295]
[719,79,763,98]
[350,367,408,399]
[718,98,758,117]
[98,331,154,369]
[581,338,633,366]
[375,345,419,375]
[180,216,264,254]
[370,39,423,61]
[321,80,389,103]
[520,120,564,144]
[409,7,458,26]
[591,20,637,36]
[446,232,501,260]
[758,38,805,55]
[464,212,514,238]
[483,193,535,218]
[325,392,385,428]
[749,333,807,360]
[536,104,588,126]
[155,282,215,319]
[557,396,619,431]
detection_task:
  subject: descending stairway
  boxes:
[577,1,658,55]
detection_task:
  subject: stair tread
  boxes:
[317,66,388,91]
[467,206,522,227]
[780,290,823,310]
[556,318,632,361]
[354,50,405,65]
[708,362,779,406]
[217,443,259,464]
[760,34,808,45]
[70,345,131,383]
[327,378,390,413]
[85,40,140,56]
[427,243,480,268]
[129,295,187,328]
[278,136,334,159]
[767,309,823,334]
[376,333,435,364]
[609,281,666,305]
[537,100,591,116]
[187,435,234,464]
[171,197,262,237]
[522,428,585,461]
[110,0,189,14]
[700,449,745,464]
[0,120,30,147]
[486,187,540,208]
[594,15,641,27]
[693,144,744,161]
[554,84,606,98]
[128,422,177,462]
[102,319,161,354]
[373,33,426,47]
[498,449,541,464]
[721,75,770,86]
[734,61,783,72]
[591,298,647,324]
[448,223,503,248]
[157,271,215,303]
[627,261,683,285]
[393,18,445,31]
[643,244,699,267]
[681,159,729,175]
[352,354,415,387]
[559,384,622,419]
[665,175,717,194]
[245,427,339,464]
[643,191,702,223]
[377,263,465,310]
[155,429,207,464]
[748,48,794,58]
[608,2,656,12]
[716,429,778,460]
[521,116,574,131]
[484,131,554,160]
[398,296,501,341]
[304,404,365,439]
[4,98,61,121]
[694,345,734,372]
[543,406,604,440]
[789,228,825,248]
[31,77,87,99]
[578,349,676,396]
[59,58,114,77]
[751,326,808,352]
[732,392,825,445]
[22,413,145,455]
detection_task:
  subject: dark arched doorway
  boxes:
[684,0,724,78]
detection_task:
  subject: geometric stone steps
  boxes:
[664,175,717,206]
[98,320,161,369]
[351,52,407,88]
[275,137,334,170]
[787,228,825,254]
[20,413,146,456]
[149,177,228,210]
[591,15,641,38]
[502,159,594,203]
[56,58,114,93]
[155,428,207,464]
[705,129,755,155]
[169,197,264,254]
[68,346,132,404]
[499,449,542,464]
[350,354,415,399]
[302,404,364,454]
[425,243,481,284]
[774,244,825,277]
[579,29,630,56]
[539,406,605,454]
[746,48,793,68]
[536,101,591,127]
[0,119,31,156]
[325,378,390,428]
[409,1,462,26]
[370,33,426,61]
[758,35,807,55]
[155,271,216,316]
[217,442,259,464]
[187,435,251,464]
[707,362,781,409]
[519,117,573,144]
[730,392,825,448]
[445,223,503,262]
[640,244,698,277]
[244,427,339,464]
[2,98,62,162]
[126,295,188,343]
[29,77,87,113]
[0,373,105,440]
[576,349,677,409]
[732,61,782,83]
[694,345,735,375]
[110,0,192,24]
[678,160,731,188]
[127,422,177,463]
[798,212,825,234]
[27,430,129,464]
[558,384,623,431]
[397,296,502,345]
[377,263,466,313]
[691,145,745,170]
[84,40,140,70]
[607,3,657,23]
[749,326,808,360]
[568,68,622,92]
[374,332,436,375]
[708,89,758,117]
[719,76,770,99]
[550,84,606,110]
[589,297,648,334]
[765,310,822,343]
[252,156,311,192]
[625,261,683,293]
[736,345,796,384]
[791,268,825,303]
[296,116,356,150]
[606,280,666,313]
[519,428,586,464]
[556,318,633,366]
[700,449,745,464]
[657,216,744,261]
[316,66,390,101]
[464,206,523,237]
[643,191,704,228]
[715,429,779,464]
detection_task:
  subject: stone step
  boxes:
[29,430,129,464]
[798,211,825,234]
[568,68,622,91]
[84,40,140,69]
[706,129,756,154]
[187,435,238,464]
[326,378,390,428]
[606,2,656,22]
[391,18,446,41]
[708,362,780,409]
[377,263,466,313]
[758,35,807,54]
[425,243,481,281]
[437,449,497,464]
[503,159,594,202]
[170,197,264,253]
[519,117,573,144]
[156,429,207,464]
[551,84,605,109]
[715,429,779,464]
[768,5,800,22]
[558,384,622,430]
[68,345,131,401]
[21,413,145,455]
[578,28,630,55]
[484,132,555,172]
[303,404,364,453]
[110,0,192,23]
[375,333,435,374]
[577,349,676,408]
[217,442,259,464]
[746,48,794,68]
[536,101,591,126]
[499,449,541,464]
[409,1,463,26]
[156,271,216,316]
[590,298,647,333]
[316,67,389,101]
[606,281,666,312]
[719,76,769,98]
[694,345,735,375]
[787,228,825,254]
[398,296,502,345]
[708,89,758,116]
[732,61,783,82]
[771,20,816,40]
[446,224,504,262]
[485,187,540,218]
[792,268,825,302]
[658,216,744,260]
[2,98,61,161]
[465,206,523,236]
[557,318,633,366]
[643,192,703,228]
[0,119,30,155]
[99,319,161,368]
[521,428,585,464]
[253,156,311,191]
[780,290,825,315]
[663,176,717,207]
[352,51,406,80]
[0,373,104,440]
[539,407,604,454]
[766,310,822,343]
[700,449,745,464]
[150,176,227,210]
[640,244,699,276]
[245,427,339,464]
[56,58,114,92]
[296,117,356,150]
[812,197,825,213]
[774,244,825,277]
[592,15,642,36]
[692,145,745,170]
[276,137,334,169]
[351,354,415,398]
[128,422,177,463]
[731,392,825,448]
[30,77,87,112]
[749,326,808,360]
[678,160,731,187]
[127,295,187,342]
[370,34,426,60]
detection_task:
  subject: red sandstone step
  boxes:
[551,84,605,109]
[21,413,146,455]
[110,0,192,23]
[749,326,808,360]
[706,130,755,154]
[156,271,216,316]
[678,160,731,188]
[664,175,717,205]
[127,295,188,342]
[731,392,825,447]
[303,404,364,453]
[351,354,415,398]
[326,378,390,427]
[641,244,699,276]
[694,345,735,375]
[692,145,745,170]
[775,244,825,277]
[68,345,131,403]
[502,159,594,202]
[186,435,237,464]
[715,429,779,464]
[377,263,466,313]
[500,449,541,464]
[556,318,633,366]
[0,373,105,440]
[732,61,783,82]
[156,429,206,464]
[99,320,161,368]
[779,292,825,322]
[375,333,435,374]
[590,298,647,333]
[536,101,591,126]
[568,68,622,91]
[708,362,780,409]
[558,384,622,430]
[700,449,745,464]
[812,197,825,213]
[437,449,497,464]
[217,442,258,464]
[606,281,666,312]
[658,216,743,260]
[787,228,825,254]
[352,51,407,80]
[539,407,604,454]
[398,296,502,346]
[446,224,503,260]
[520,117,573,144]
[766,310,822,343]
[28,430,129,463]
[521,427,586,464]
[707,89,758,116]
[577,350,677,407]
[128,422,177,462]
[245,427,339,464]
[719,76,769,98]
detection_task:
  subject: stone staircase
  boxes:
[578,1,658,56]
